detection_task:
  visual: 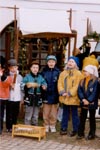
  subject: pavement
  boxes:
[0,132,100,150]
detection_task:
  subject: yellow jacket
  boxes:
[58,69,83,106]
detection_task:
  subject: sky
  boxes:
[19,0,100,4]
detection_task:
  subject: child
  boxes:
[7,59,23,132]
[21,60,47,126]
[77,65,99,140]
[0,56,12,134]
[58,56,83,136]
[41,55,60,132]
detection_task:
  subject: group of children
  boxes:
[58,56,99,140]
[0,54,100,141]
[20,55,60,133]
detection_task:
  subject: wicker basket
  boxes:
[12,124,46,141]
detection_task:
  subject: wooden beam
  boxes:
[69,8,72,30]
[13,5,19,61]
[0,6,19,9]
[73,33,77,56]
[22,32,77,39]
[87,17,89,36]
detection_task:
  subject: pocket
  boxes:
[24,97,30,105]
[34,94,42,107]
[24,94,34,106]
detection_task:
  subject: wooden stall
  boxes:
[0,6,77,73]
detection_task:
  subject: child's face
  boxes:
[9,66,18,74]
[47,59,56,68]
[67,59,76,69]
[83,70,90,77]
[30,64,39,75]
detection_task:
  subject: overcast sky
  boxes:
[21,0,100,4]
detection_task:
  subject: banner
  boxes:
[0,8,14,32]
[19,8,71,35]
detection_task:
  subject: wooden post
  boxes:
[73,34,77,56]
[87,17,89,36]
[67,9,72,57]
[15,27,19,61]
[5,32,11,61]
[69,8,72,30]
[14,5,19,62]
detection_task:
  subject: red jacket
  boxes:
[0,76,12,100]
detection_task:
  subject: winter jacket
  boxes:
[9,71,23,102]
[21,72,47,95]
[78,78,99,109]
[41,66,60,104]
[58,68,83,106]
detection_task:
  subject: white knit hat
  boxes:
[83,65,98,77]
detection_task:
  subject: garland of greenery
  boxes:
[84,31,100,41]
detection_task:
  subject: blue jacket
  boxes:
[41,66,60,104]
[78,78,99,109]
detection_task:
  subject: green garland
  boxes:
[84,31,100,41]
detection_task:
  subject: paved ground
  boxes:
[0,132,100,150]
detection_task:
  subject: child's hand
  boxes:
[11,83,15,90]
[0,70,3,76]
[41,85,47,90]
[83,99,89,105]
[62,92,68,97]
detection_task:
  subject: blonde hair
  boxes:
[80,74,97,87]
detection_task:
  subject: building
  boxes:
[0,0,100,72]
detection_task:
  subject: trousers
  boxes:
[7,101,20,130]
[78,108,96,136]
[43,103,58,127]
[61,105,80,132]
[24,104,40,125]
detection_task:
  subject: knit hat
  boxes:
[68,56,80,68]
[83,65,98,77]
[46,55,57,62]
[8,59,18,66]
[83,55,99,69]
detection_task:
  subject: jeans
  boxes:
[24,104,40,125]
[61,105,80,132]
